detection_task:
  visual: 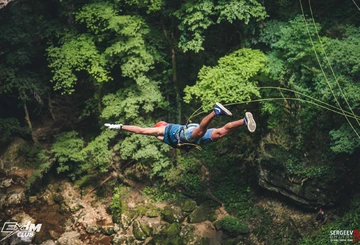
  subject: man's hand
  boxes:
[104,123,123,130]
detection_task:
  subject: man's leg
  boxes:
[210,119,245,141]
[191,103,232,139]
[191,111,216,139]
[211,112,256,141]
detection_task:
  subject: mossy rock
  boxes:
[161,205,185,223]
[181,199,197,213]
[188,203,217,223]
[150,223,183,245]
[121,210,139,228]
[145,207,160,218]
[217,216,250,237]
[2,137,27,166]
[138,204,159,218]
[133,220,149,241]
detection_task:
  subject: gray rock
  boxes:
[161,205,184,223]
[41,240,56,245]
[28,196,37,204]
[258,166,340,208]
[48,230,61,240]
[121,210,139,229]
[5,188,25,206]
[101,225,115,235]
[2,138,27,163]
[57,231,83,245]
[85,223,98,234]
[1,178,13,188]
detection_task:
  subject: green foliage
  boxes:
[174,0,215,52]
[0,118,27,145]
[212,174,254,218]
[81,129,117,173]
[121,0,164,13]
[113,131,171,177]
[110,186,125,219]
[317,26,360,107]
[219,216,250,236]
[101,85,162,120]
[47,34,111,94]
[258,15,360,189]
[0,0,51,117]
[51,130,118,179]
[253,208,273,238]
[215,0,267,24]
[285,158,331,178]
[179,173,204,193]
[48,1,164,119]
[51,131,85,177]
[184,48,267,110]
[141,186,184,202]
[25,149,53,190]
[330,124,360,154]
[162,154,206,195]
[174,0,266,52]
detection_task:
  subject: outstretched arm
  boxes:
[122,125,164,136]
[104,123,164,137]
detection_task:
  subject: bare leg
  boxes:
[210,119,245,141]
[191,111,216,139]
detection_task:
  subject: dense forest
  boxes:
[0,0,360,244]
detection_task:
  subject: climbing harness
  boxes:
[166,124,202,151]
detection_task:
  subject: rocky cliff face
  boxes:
[258,164,342,209]
[257,129,345,209]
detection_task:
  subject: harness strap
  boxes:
[166,124,181,148]
[167,124,202,151]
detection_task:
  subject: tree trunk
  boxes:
[24,99,39,144]
[162,19,181,123]
[171,48,182,123]
[98,85,102,112]
[20,90,38,144]
[48,94,56,121]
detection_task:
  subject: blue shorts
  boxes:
[179,124,214,145]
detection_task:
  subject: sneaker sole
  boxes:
[245,112,256,132]
[215,103,233,116]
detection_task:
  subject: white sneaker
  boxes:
[245,112,256,132]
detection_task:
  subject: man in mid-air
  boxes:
[105,103,256,149]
